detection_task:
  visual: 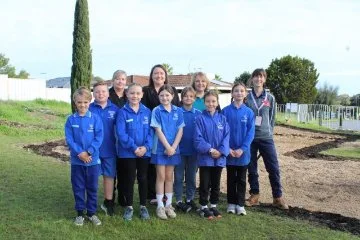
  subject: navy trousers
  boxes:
[71,164,100,215]
[248,138,282,198]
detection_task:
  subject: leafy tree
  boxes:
[70,0,92,112]
[315,82,338,105]
[350,94,360,106]
[215,74,222,81]
[336,94,351,106]
[234,71,251,86]
[93,75,104,82]
[0,53,29,79]
[266,55,319,104]
[162,63,173,75]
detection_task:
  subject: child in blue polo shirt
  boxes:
[151,84,185,220]
[89,81,118,216]
[174,86,201,213]
[116,83,153,221]
[222,82,255,216]
[65,87,104,226]
[194,90,230,219]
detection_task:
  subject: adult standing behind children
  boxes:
[141,64,180,205]
[245,68,288,210]
[108,70,127,207]
[191,72,221,111]
[89,81,118,216]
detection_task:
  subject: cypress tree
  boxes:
[70,0,92,112]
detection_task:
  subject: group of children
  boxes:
[65,67,288,226]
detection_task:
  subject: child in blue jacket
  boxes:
[194,90,230,219]
[116,83,153,221]
[174,86,201,213]
[222,83,255,216]
[151,84,184,220]
[65,87,103,226]
[89,81,118,216]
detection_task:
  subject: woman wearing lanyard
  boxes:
[245,68,288,210]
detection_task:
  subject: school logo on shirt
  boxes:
[173,113,179,121]
[88,124,94,132]
[217,122,224,130]
[108,111,116,119]
[262,99,270,107]
[241,116,248,123]
[143,116,149,124]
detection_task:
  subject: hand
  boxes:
[229,148,236,158]
[235,149,243,158]
[78,152,92,163]
[135,146,147,157]
[211,149,221,159]
[164,147,176,156]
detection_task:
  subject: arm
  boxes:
[193,117,211,154]
[239,111,255,152]
[171,127,183,150]
[64,117,84,155]
[216,118,230,157]
[87,115,104,156]
[116,110,138,152]
[269,95,276,128]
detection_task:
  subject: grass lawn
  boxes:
[0,100,359,239]
[321,147,360,160]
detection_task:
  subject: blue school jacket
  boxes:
[65,111,103,166]
[194,111,230,167]
[89,100,118,158]
[116,103,153,158]
[222,103,255,166]
[179,107,202,156]
[151,105,185,155]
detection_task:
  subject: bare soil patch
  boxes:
[24,125,360,235]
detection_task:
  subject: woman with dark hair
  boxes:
[141,64,180,204]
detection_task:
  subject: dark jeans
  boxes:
[199,166,223,206]
[147,163,156,200]
[174,155,197,202]
[248,138,282,198]
[119,158,149,206]
[227,165,247,206]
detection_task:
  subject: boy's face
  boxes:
[182,91,195,106]
[93,85,109,104]
[126,85,143,105]
[75,95,91,115]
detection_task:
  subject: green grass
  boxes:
[321,147,360,160]
[0,100,359,239]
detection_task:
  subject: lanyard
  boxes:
[250,91,267,115]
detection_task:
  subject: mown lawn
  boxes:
[321,147,360,160]
[0,100,358,239]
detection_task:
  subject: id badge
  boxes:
[255,116,262,126]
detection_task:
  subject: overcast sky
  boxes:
[1,0,359,95]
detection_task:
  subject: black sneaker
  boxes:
[101,200,115,216]
[176,202,191,213]
[209,207,222,218]
[199,208,214,219]
[186,200,199,212]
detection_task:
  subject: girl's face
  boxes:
[232,85,247,102]
[75,95,91,115]
[252,74,266,88]
[159,89,174,106]
[93,85,109,104]
[113,73,127,90]
[194,76,207,92]
[152,67,166,86]
[126,85,143,105]
[182,91,195,106]
[205,95,218,113]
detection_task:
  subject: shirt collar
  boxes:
[74,111,92,118]
[181,106,196,113]
[251,89,266,98]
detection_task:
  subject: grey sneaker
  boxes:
[235,205,247,216]
[165,205,176,219]
[123,207,133,221]
[227,204,236,214]
[87,215,101,226]
[156,206,168,220]
[74,216,84,226]
[140,206,150,220]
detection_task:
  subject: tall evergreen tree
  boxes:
[70,0,92,112]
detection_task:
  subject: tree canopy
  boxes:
[0,53,29,79]
[266,55,319,104]
[234,71,251,86]
[162,63,173,75]
[315,82,339,105]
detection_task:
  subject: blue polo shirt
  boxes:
[116,103,153,158]
[179,106,201,156]
[151,104,185,155]
[89,100,118,158]
[65,111,103,166]
[222,103,255,166]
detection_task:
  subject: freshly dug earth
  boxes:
[24,126,360,235]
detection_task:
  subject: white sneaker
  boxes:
[156,206,168,220]
[227,204,236,214]
[236,205,246,216]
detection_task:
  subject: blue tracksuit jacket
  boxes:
[222,103,255,166]
[116,103,153,158]
[89,100,118,158]
[194,110,230,167]
[65,111,103,166]
[179,107,202,156]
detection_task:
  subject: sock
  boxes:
[127,206,133,209]
[201,205,208,210]
[177,200,182,204]
[186,199,192,203]
[156,194,164,208]
[165,193,173,207]
[210,204,217,208]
